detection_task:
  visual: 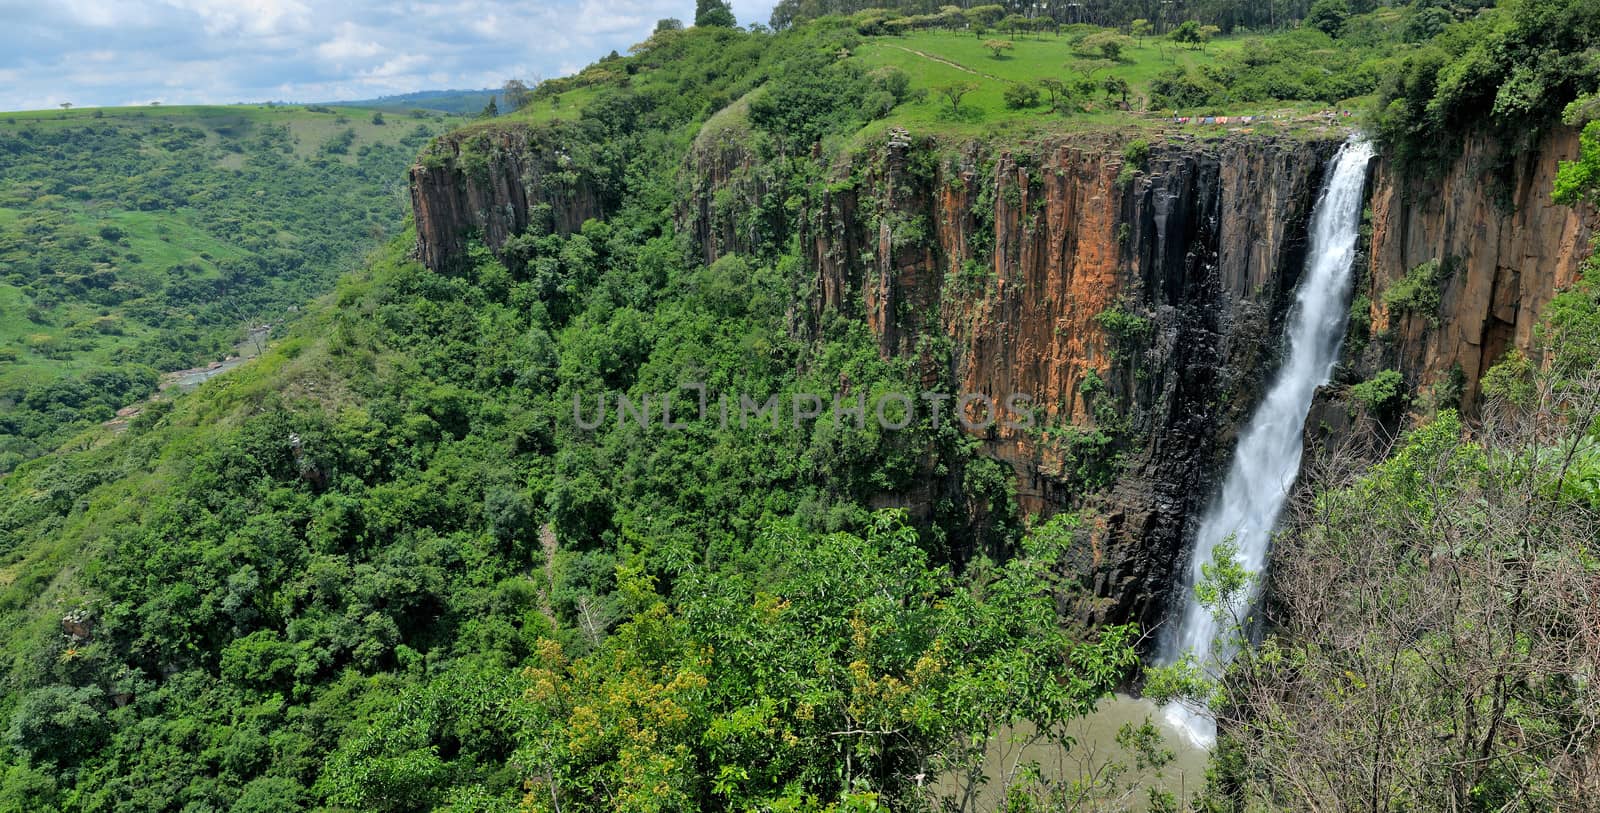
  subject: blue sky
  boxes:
[0,0,776,111]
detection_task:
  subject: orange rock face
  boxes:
[799,133,1335,623]
[1367,127,1595,406]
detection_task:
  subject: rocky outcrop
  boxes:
[675,105,781,266]
[1363,127,1595,406]
[410,123,605,271]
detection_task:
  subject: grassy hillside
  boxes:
[516,15,1402,145]
[0,104,464,472]
[327,90,499,116]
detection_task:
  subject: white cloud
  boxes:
[0,0,780,111]
[314,24,387,64]
[160,0,313,36]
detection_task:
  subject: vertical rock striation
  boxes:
[793,133,1336,624]
[1363,127,1594,405]
[410,123,605,271]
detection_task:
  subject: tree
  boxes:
[370,111,385,125]
[1003,82,1040,109]
[1103,76,1131,107]
[1038,78,1071,112]
[935,82,977,115]
[1305,0,1350,37]
[1198,24,1220,51]
[998,13,1032,34]
[695,0,736,28]
[1131,18,1152,44]
[1170,20,1203,49]
[1080,31,1133,61]
[654,17,683,33]
[59,102,72,111]
[7,685,108,767]
[983,39,1014,58]
[479,96,499,118]
[968,4,1006,27]
[502,79,533,112]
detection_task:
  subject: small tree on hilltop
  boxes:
[1306,0,1351,37]
[502,79,533,112]
[936,83,977,116]
[999,13,1031,34]
[1080,31,1132,61]
[1004,82,1040,109]
[1038,78,1069,113]
[1103,76,1130,107]
[984,39,1014,58]
[968,4,1005,27]
[1171,20,1202,50]
[1131,18,1152,45]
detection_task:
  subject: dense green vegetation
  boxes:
[0,105,461,472]
[0,22,1129,811]
[516,0,1598,152]
[770,0,1350,33]
[0,186,1135,811]
[1373,0,1600,174]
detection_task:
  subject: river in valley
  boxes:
[932,694,1211,810]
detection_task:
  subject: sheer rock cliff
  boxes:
[409,122,1592,626]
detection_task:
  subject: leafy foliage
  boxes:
[1381,257,1448,323]
[1372,0,1600,175]
[1348,368,1406,415]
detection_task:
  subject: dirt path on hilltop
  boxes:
[886,46,1006,81]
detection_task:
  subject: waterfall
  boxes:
[1157,137,1374,747]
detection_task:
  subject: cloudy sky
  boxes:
[0,0,776,111]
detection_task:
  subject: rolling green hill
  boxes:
[516,14,1401,143]
[0,104,464,472]
[326,89,500,116]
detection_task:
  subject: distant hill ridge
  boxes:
[322,88,499,114]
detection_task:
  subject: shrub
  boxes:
[1480,348,1536,407]
[1382,258,1448,324]
[1349,368,1405,413]
[1003,83,1040,110]
[1116,140,1149,187]
[1096,303,1150,341]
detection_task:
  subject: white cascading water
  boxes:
[1158,137,1374,747]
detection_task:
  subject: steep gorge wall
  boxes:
[409,120,1592,628]
[786,133,1336,624]
[1360,127,1594,406]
